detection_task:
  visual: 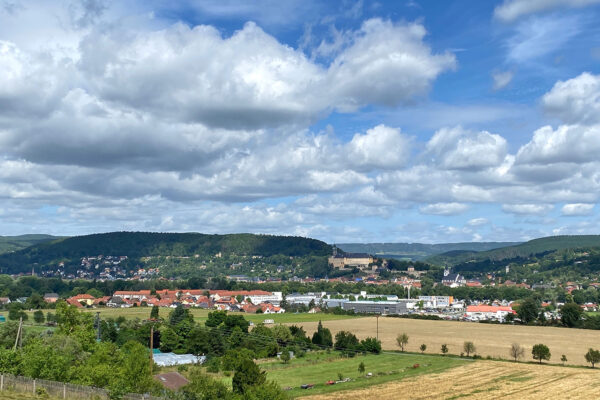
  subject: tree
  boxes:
[181,369,234,400]
[517,298,539,324]
[396,333,409,352]
[560,302,582,328]
[150,305,159,319]
[311,321,333,347]
[33,310,45,324]
[169,305,193,326]
[420,344,427,353]
[532,344,551,364]
[280,350,290,364]
[509,343,525,362]
[335,331,360,356]
[358,361,365,375]
[232,359,266,394]
[441,344,448,356]
[360,337,382,354]
[585,348,600,368]
[561,354,568,366]
[205,310,227,328]
[463,341,476,357]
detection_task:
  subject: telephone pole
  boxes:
[13,317,23,350]
[149,324,154,375]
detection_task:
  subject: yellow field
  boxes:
[304,360,600,399]
[297,317,600,366]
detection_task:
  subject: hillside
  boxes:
[427,235,600,266]
[337,242,520,261]
[0,234,61,254]
[0,231,331,274]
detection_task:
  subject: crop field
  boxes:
[304,360,600,399]
[221,351,467,398]
[296,317,600,367]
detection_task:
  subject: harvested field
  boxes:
[303,360,600,399]
[296,317,600,366]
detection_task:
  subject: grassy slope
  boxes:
[427,235,600,266]
[225,352,466,398]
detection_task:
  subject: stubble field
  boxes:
[303,360,600,399]
[296,317,600,367]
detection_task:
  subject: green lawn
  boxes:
[219,351,468,398]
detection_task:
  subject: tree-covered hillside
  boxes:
[0,232,331,274]
[0,234,61,254]
[427,235,600,266]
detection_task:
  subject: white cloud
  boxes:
[542,72,600,125]
[506,14,583,64]
[515,124,600,165]
[346,125,411,170]
[492,70,514,90]
[494,0,600,22]
[502,204,554,215]
[467,217,489,226]
[419,203,470,216]
[426,127,508,170]
[562,203,595,216]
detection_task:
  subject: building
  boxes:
[154,372,189,391]
[328,253,374,269]
[418,296,453,308]
[441,269,466,287]
[465,305,515,321]
[43,293,59,303]
[341,299,417,315]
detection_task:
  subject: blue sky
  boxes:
[1,0,600,243]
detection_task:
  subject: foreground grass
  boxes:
[0,392,54,400]
[216,351,467,398]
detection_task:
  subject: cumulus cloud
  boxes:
[515,124,600,165]
[426,127,508,170]
[419,202,470,216]
[502,204,554,215]
[562,203,595,216]
[346,125,411,170]
[76,18,454,130]
[494,0,600,22]
[542,72,600,125]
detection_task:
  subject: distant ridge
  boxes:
[426,235,600,266]
[0,231,331,274]
[0,234,62,255]
[336,242,520,261]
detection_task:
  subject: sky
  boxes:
[1,0,600,243]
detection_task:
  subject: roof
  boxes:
[153,372,189,391]
[466,305,515,313]
[44,293,59,298]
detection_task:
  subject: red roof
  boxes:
[466,305,515,313]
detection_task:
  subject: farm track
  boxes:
[303,361,600,399]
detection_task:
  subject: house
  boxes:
[0,297,11,306]
[153,372,189,391]
[328,253,373,269]
[43,293,59,303]
[441,270,466,288]
[261,303,285,314]
[67,294,96,307]
[465,305,515,321]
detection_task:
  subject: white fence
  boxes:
[0,373,164,400]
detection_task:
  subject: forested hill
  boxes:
[0,232,331,273]
[337,241,520,260]
[0,234,61,255]
[427,235,600,266]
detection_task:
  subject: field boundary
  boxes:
[0,374,163,400]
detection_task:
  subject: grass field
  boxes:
[0,392,51,400]
[304,360,600,399]
[209,351,467,398]
[295,317,600,367]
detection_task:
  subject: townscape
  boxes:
[3,0,600,399]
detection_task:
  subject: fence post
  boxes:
[33,378,36,394]
[1,374,3,391]
[63,383,66,399]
